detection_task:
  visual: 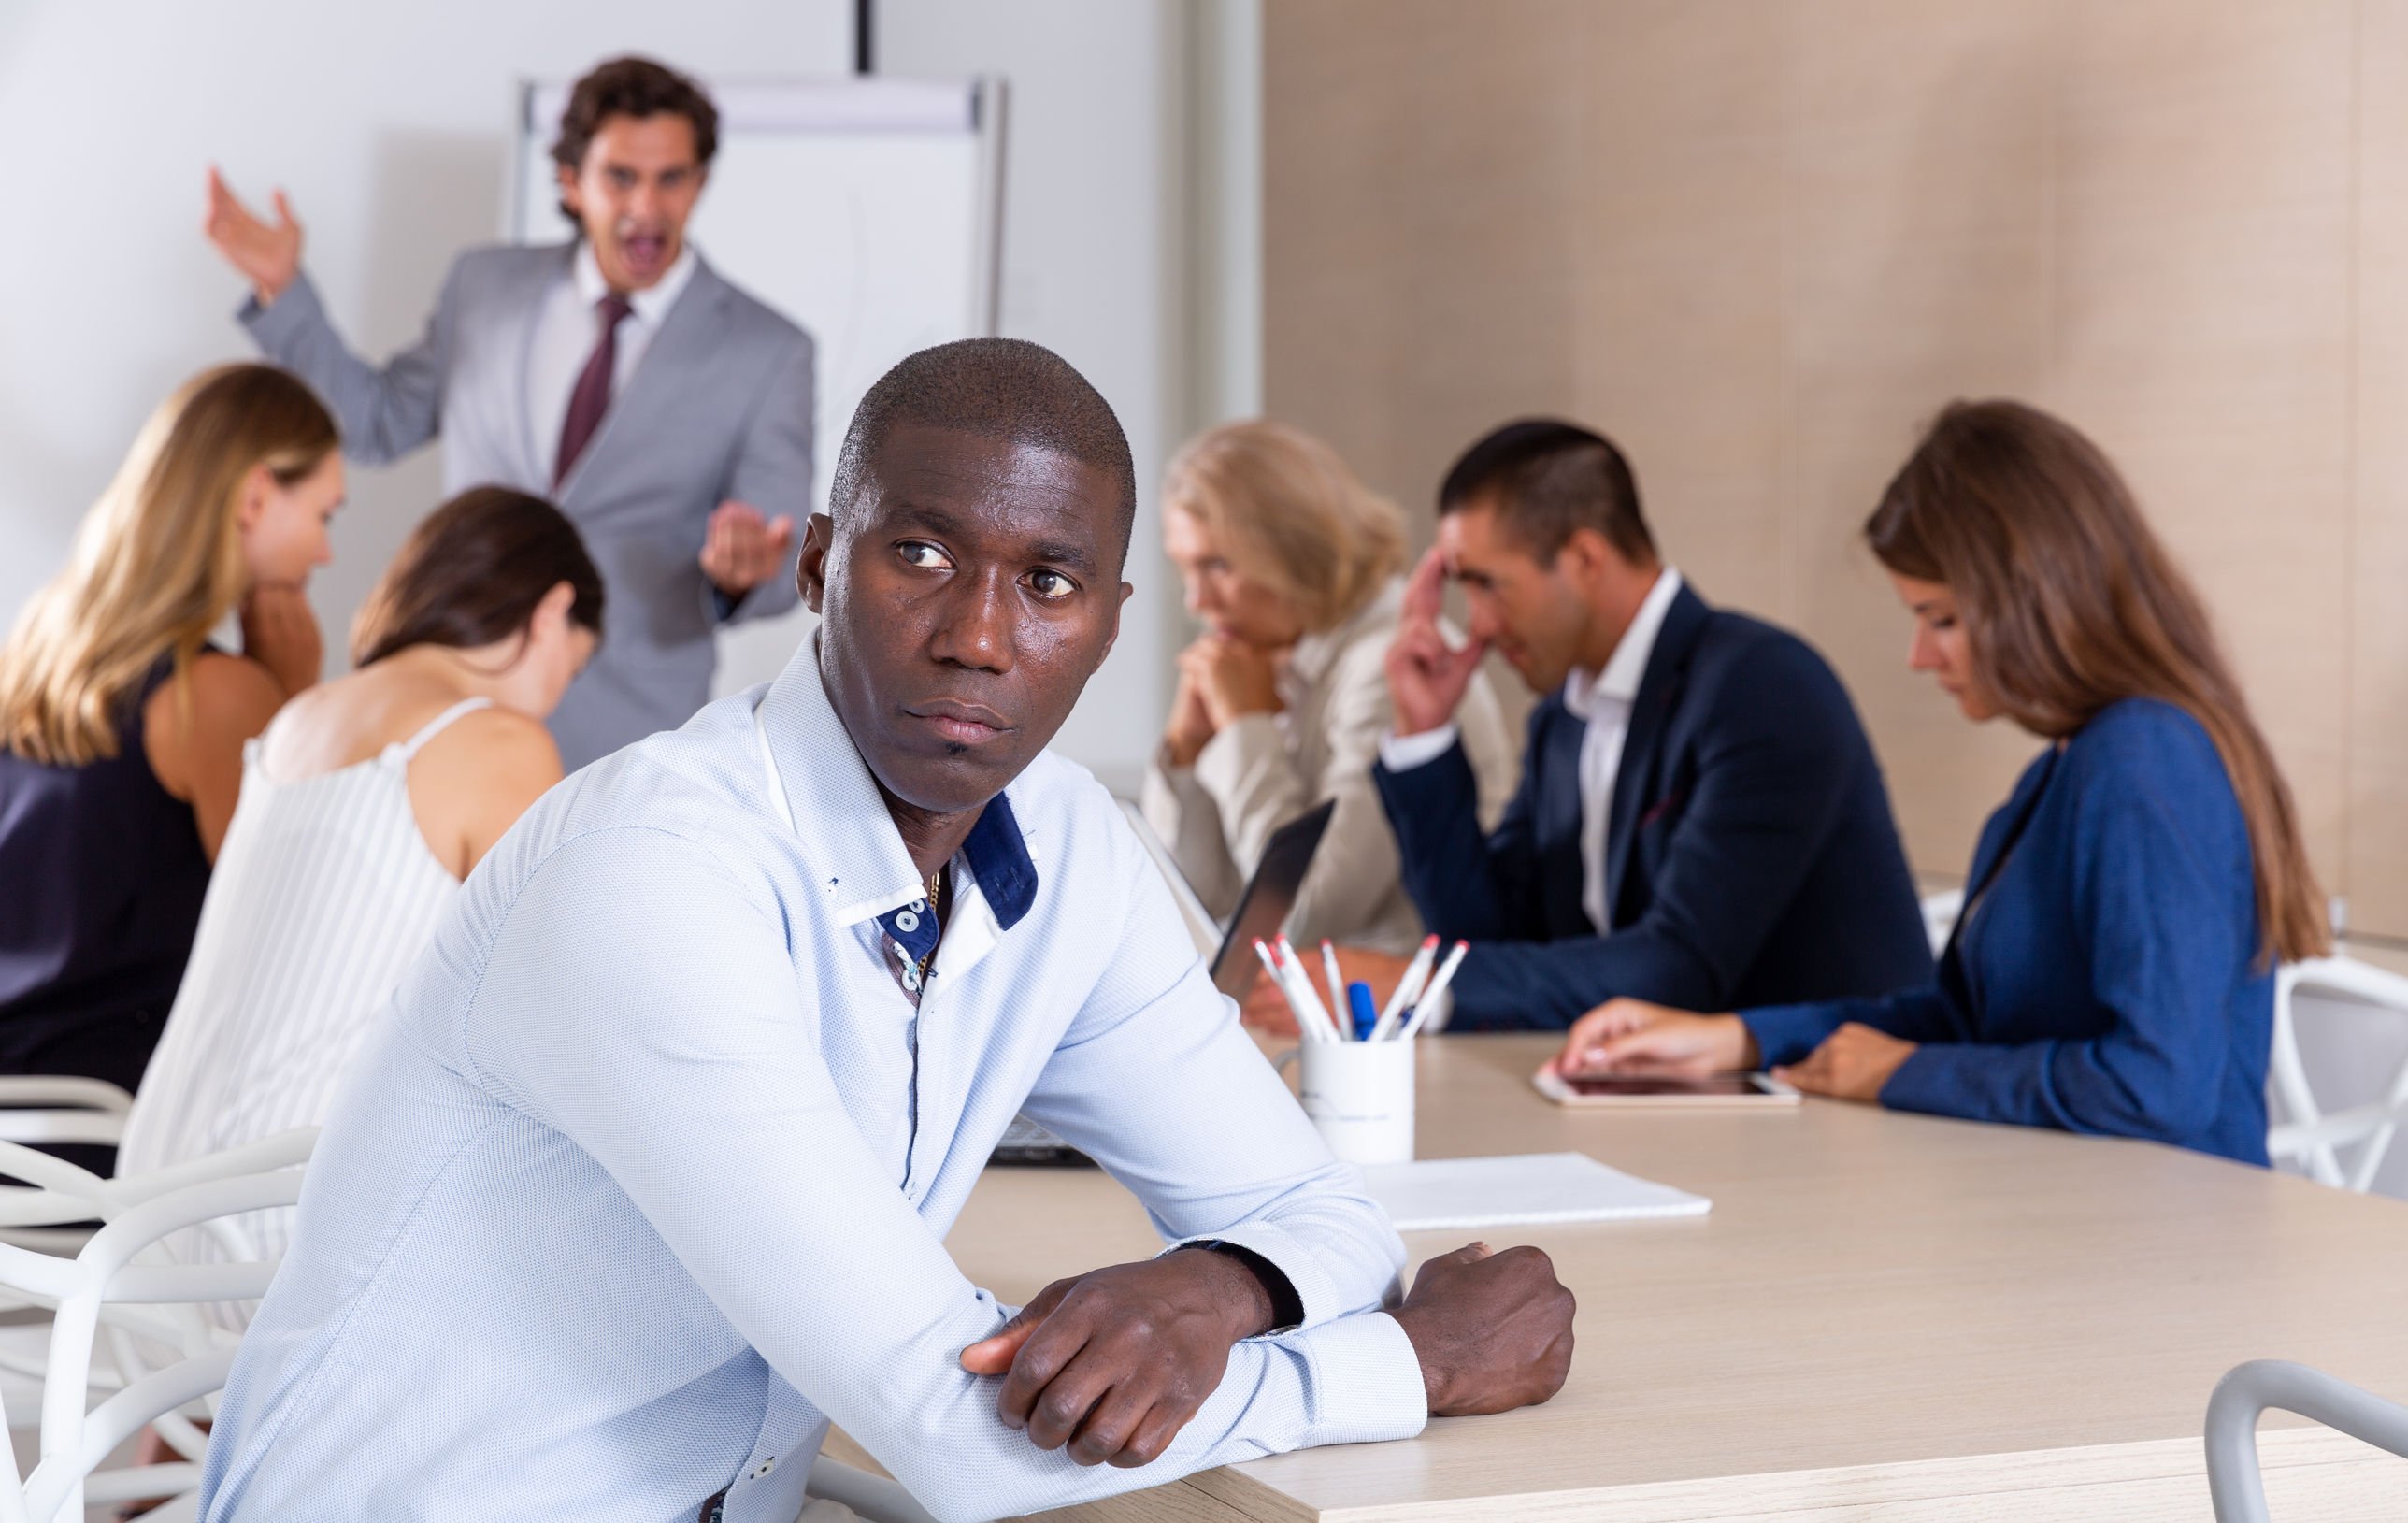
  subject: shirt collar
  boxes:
[1564,566,1684,717]
[752,635,1039,933]
[572,238,699,327]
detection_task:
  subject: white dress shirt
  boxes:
[526,239,699,482]
[197,637,1424,1523]
[1382,567,1684,935]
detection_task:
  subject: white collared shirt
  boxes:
[197,638,1424,1523]
[1381,566,1684,935]
[527,238,700,482]
[1562,566,1683,933]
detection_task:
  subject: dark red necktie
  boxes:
[554,293,633,488]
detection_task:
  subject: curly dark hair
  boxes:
[550,56,720,223]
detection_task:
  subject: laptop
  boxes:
[1204,798,1337,999]
[989,797,1340,1166]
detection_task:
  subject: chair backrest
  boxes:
[0,1131,313,1523]
[0,1077,131,1153]
[2207,1359,2408,1521]
[0,1169,302,1523]
[2266,955,2408,1192]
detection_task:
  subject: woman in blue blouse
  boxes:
[1549,400,2329,1165]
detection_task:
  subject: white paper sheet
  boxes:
[1361,1151,1711,1230]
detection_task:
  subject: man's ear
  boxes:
[797,513,837,614]
[554,163,581,220]
[1556,524,1618,587]
[1090,582,1133,673]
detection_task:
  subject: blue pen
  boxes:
[1346,981,1379,1042]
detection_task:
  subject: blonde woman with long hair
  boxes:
[1554,400,2324,1165]
[1144,420,1516,965]
[0,364,340,1107]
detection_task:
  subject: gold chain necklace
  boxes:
[908,868,946,989]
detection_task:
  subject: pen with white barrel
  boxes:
[1371,933,1440,1042]
[1254,939,1332,1043]
[1276,936,1344,1042]
[1395,939,1469,1042]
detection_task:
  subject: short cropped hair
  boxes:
[550,56,720,223]
[1437,419,1656,566]
[831,338,1138,563]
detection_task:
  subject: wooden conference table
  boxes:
[917,1034,2408,1521]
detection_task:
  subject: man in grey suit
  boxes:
[203,56,814,768]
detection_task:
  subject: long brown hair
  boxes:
[351,487,605,668]
[0,365,339,765]
[1866,399,2327,963]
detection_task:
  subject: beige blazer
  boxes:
[1142,579,1520,955]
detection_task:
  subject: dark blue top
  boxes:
[1742,697,2273,1167]
[1373,583,1932,1029]
[0,653,209,1087]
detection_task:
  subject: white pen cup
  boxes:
[1275,1040,1415,1166]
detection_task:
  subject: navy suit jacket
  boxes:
[1373,583,1931,1029]
[1742,698,2273,1166]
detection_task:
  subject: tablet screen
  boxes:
[1558,1073,1767,1098]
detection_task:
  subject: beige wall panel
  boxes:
[1783,0,2057,873]
[1262,0,1585,521]
[1263,0,2389,926]
[2351,0,2408,929]
[1573,0,1787,618]
[2047,0,2354,886]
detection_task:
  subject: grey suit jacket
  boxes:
[242,242,815,769]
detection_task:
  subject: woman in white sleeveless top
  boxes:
[117,487,603,1265]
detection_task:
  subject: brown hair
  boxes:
[1438,419,1656,566]
[549,55,720,223]
[1163,420,1406,632]
[1866,399,2328,964]
[0,365,338,765]
[351,488,604,668]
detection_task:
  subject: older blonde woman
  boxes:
[1144,420,1517,957]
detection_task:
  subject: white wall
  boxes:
[0,0,1248,788]
[879,0,1192,793]
[0,0,849,693]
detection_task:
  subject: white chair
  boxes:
[803,1458,939,1523]
[2206,1359,2408,1521]
[0,1128,313,1489]
[2265,955,2408,1192]
[0,1164,301,1523]
[0,1078,131,1153]
[1917,888,1962,959]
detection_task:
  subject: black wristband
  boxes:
[1186,1240,1304,1334]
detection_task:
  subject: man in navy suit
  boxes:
[1359,420,1931,1032]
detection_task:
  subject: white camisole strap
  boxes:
[394,696,496,763]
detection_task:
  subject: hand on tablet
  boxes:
[1552,999,1756,1077]
[1772,1021,1917,1103]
